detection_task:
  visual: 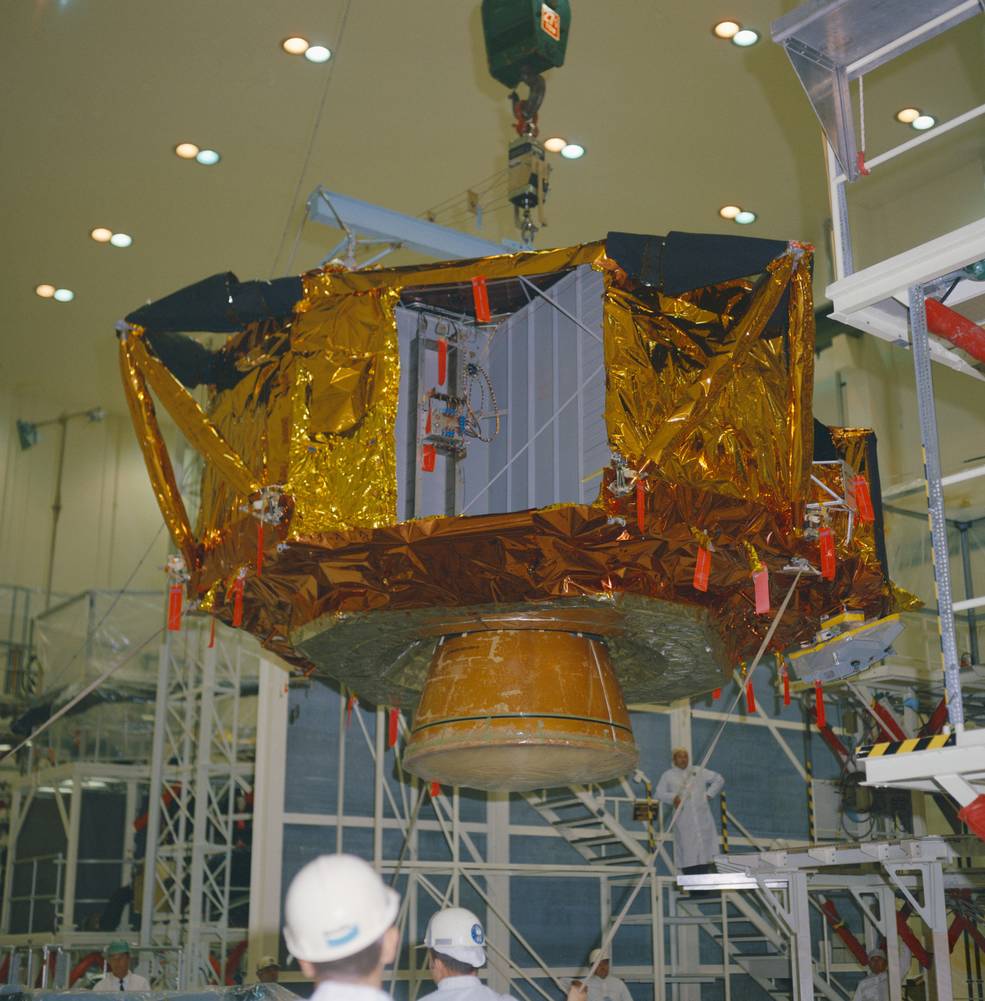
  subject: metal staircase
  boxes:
[523,781,847,1001]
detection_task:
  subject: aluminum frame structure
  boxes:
[139,619,256,988]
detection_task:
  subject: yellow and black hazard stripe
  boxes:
[857,733,956,759]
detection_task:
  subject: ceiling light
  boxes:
[544,136,567,153]
[0,743,11,752]
[175,142,200,159]
[90,227,113,243]
[282,36,309,55]
[196,149,221,166]
[35,284,55,299]
[304,45,331,63]
[895,107,920,125]
[713,20,740,39]
[83,779,109,789]
[912,114,936,131]
[719,205,741,220]
[53,288,75,302]
[560,143,585,159]
[734,210,757,225]
[731,28,760,46]
[109,232,133,248]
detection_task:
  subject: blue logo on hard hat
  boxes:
[471,924,484,945]
[326,924,359,947]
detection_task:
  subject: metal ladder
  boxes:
[524,782,848,1001]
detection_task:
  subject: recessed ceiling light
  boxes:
[713,20,740,39]
[912,114,936,131]
[35,284,56,299]
[110,232,133,248]
[560,143,585,159]
[719,205,741,220]
[734,210,757,225]
[196,149,221,166]
[731,28,760,46]
[282,36,309,55]
[53,288,75,302]
[175,142,200,159]
[544,136,567,153]
[0,743,10,752]
[895,107,921,125]
[90,227,113,243]
[304,45,331,63]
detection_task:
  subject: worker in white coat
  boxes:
[655,748,725,871]
[283,853,401,1001]
[93,940,151,992]
[418,907,515,1001]
[573,950,633,1001]
[852,943,912,1001]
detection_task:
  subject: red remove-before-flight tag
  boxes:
[783,668,790,706]
[712,688,721,700]
[471,276,491,322]
[387,708,399,748]
[753,567,770,614]
[422,444,436,472]
[636,480,646,533]
[346,693,357,728]
[693,546,711,592]
[208,617,216,649]
[430,781,441,797]
[815,680,826,728]
[819,525,836,580]
[167,584,183,631]
[232,577,245,627]
[745,681,756,712]
[854,475,875,523]
[437,337,447,386]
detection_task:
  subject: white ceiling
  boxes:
[3,0,983,417]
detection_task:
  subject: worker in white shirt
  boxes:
[93,940,151,992]
[283,854,400,1001]
[256,955,281,984]
[655,748,725,872]
[418,907,515,1001]
[573,950,633,1001]
[852,943,912,1001]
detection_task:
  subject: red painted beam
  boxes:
[871,700,907,742]
[819,897,869,966]
[919,698,949,737]
[926,298,985,366]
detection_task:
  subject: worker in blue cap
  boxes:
[94,941,150,992]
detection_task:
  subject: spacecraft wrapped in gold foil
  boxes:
[121,233,913,790]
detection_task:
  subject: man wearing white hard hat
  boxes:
[283,854,400,1001]
[655,747,725,872]
[852,942,912,1001]
[419,906,515,1001]
[573,950,632,1001]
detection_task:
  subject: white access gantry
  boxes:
[773,0,985,825]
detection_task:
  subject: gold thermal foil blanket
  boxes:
[121,241,913,691]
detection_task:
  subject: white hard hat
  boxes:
[423,907,486,967]
[283,854,399,963]
[589,949,608,964]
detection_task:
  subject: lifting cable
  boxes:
[585,569,805,981]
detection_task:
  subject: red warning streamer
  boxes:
[693,546,711,592]
[167,584,183,632]
[387,707,399,748]
[232,577,245,627]
[635,480,646,534]
[711,688,721,701]
[437,338,447,387]
[814,681,826,729]
[753,567,770,615]
[430,781,441,798]
[421,444,436,472]
[745,678,756,713]
[853,475,875,524]
[346,692,357,729]
[471,276,491,323]
[782,666,791,706]
[819,525,836,580]
[208,617,216,649]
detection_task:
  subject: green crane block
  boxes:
[481,0,571,89]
